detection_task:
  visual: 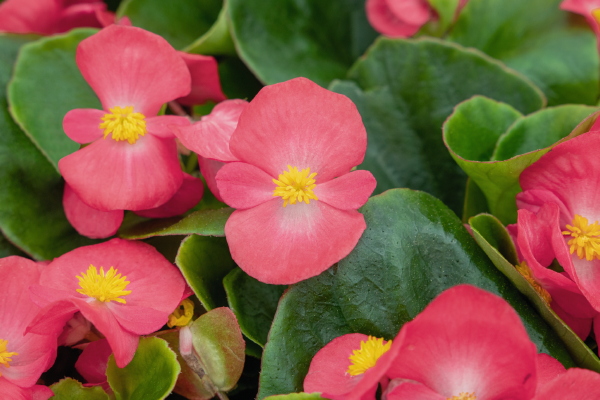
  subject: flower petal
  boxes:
[0,0,59,35]
[107,303,169,335]
[134,172,204,218]
[386,0,431,26]
[63,108,105,144]
[224,199,366,284]
[199,156,225,202]
[63,183,123,239]
[177,52,226,106]
[229,77,367,184]
[76,25,191,116]
[59,133,183,211]
[533,368,600,399]
[147,115,190,139]
[535,353,566,391]
[365,0,425,38]
[313,170,377,210]
[385,380,445,400]
[55,2,106,33]
[75,338,111,384]
[216,162,275,210]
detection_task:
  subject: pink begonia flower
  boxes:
[0,0,111,35]
[305,285,540,400]
[171,99,248,201]
[0,256,62,400]
[214,78,377,284]
[58,25,192,212]
[58,311,92,346]
[516,131,600,317]
[27,239,186,368]
[75,338,111,387]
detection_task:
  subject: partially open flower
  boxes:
[366,0,432,38]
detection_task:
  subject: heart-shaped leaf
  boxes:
[264,394,326,400]
[50,378,109,400]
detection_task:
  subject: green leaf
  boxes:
[218,56,264,101]
[0,34,97,260]
[117,0,222,50]
[462,178,490,224]
[469,213,600,373]
[258,189,575,398]
[107,337,180,400]
[448,0,599,106]
[426,0,461,34]
[175,234,236,310]
[264,394,325,400]
[118,207,233,240]
[50,378,109,400]
[227,0,378,86]
[8,29,101,171]
[190,307,246,391]
[184,1,236,55]
[330,37,544,215]
[0,233,25,257]
[223,267,287,347]
[444,96,598,224]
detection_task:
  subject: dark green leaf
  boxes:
[0,233,25,257]
[223,267,287,347]
[184,1,236,55]
[8,29,100,170]
[258,189,575,398]
[107,337,180,400]
[218,56,264,101]
[331,37,544,214]
[227,0,378,86]
[50,378,109,400]
[462,178,490,224]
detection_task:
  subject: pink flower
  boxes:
[75,338,112,388]
[366,0,432,38]
[170,99,248,201]
[27,239,186,367]
[0,256,62,400]
[177,52,227,107]
[58,312,92,346]
[58,25,192,212]
[213,77,376,284]
[0,0,112,35]
[304,285,541,400]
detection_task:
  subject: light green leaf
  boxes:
[50,378,109,400]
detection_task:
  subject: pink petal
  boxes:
[26,300,78,337]
[107,303,168,335]
[57,312,92,346]
[75,338,111,384]
[63,109,105,144]
[224,199,366,284]
[386,0,432,26]
[533,368,600,399]
[385,285,538,400]
[32,385,54,400]
[63,183,123,239]
[313,170,377,210]
[229,77,367,184]
[171,99,247,162]
[0,0,59,35]
[535,353,567,393]
[76,25,191,116]
[199,156,225,202]
[146,115,191,139]
[59,133,183,212]
[55,2,105,33]
[304,333,378,398]
[551,300,592,340]
[385,380,445,400]
[365,0,425,38]
[177,52,227,106]
[216,162,275,210]
[134,172,204,218]
[0,378,31,400]
[506,224,523,262]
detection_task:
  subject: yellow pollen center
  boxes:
[0,339,17,377]
[447,393,476,400]
[347,336,392,376]
[99,105,147,144]
[76,265,131,304]
[273,165,318,207]
[167,298,195,328]
[562,214,600,261]
[515,261,552,304]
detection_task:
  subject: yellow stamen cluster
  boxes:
[168,298,195,328]
[562,214,600,261]
[516,261,552,304]
[347,336,392,376]
[99,105,147,144]
[447,393,476,400]
[273,166,318,207]
[76,265,131,304]
[0,339,17,377]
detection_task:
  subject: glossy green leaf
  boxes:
[117,0,222,50]
[175,234,236,310]
[190,307,245,391]
[448,0,599,106]
[444,96,598,224]
[223,267,287,347]
[227,0,378,86]
[8,29,100,171]
[118,207,233,240]
[184,1,236,55]
[426,0,461,34]
[107,337,180,400]
[51,378,109,400]
[258,189,575,398]
[469,213,600,372]
[264,394,325,400]
[462,178,490,223]
[331,37,545,214]
[218,56,264,101]
[0,34,97,260]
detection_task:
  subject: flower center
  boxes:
[272,165,318,207]
[515,261,552,304]
[0,339,17,376]
[347,336,392,376]
[99,105,147,144]
[562,214,600,261]
[447,393,476,400]
[168,298,195,328]
[76,265,131,304]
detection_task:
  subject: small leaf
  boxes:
[107,337,180,400]
[190,307,246,391]
[50,378,109,400]
[264,394,326,400]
